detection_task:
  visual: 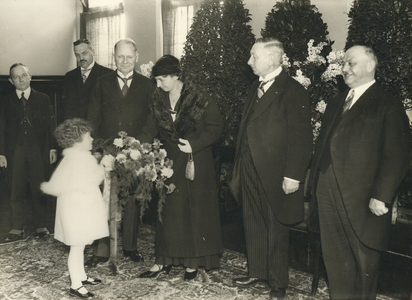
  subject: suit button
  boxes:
[331,146,336,151]
[129,122,132,125]
[119,122,122,126]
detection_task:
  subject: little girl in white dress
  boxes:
[41,118,109,299]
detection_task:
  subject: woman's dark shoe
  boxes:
[139,264,172,278]
[81,277,102,285]
[69,286,94,298]
[184,269,198,281]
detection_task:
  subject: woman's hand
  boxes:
[178,138,192,153]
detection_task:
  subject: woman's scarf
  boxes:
[150,83,209,144]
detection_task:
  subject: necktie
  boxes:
[342,89,355,115]
[21,92,27,106]
[119,75,133,97]
[257,77,275,99]
[81,68,92,83]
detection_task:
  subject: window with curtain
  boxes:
[80,0,125,69]
[162,0,202,59]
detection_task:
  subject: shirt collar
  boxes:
[81,61,95,71]
[16,87,31,99]
[259,66,282,82]
[351,80,376,101]
[117,70,134,79]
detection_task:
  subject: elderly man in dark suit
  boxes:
[0,63,57,243]
[310,45,410,299]
[229,38,312,299]
[86,38,154,267]
[60,39,112,122]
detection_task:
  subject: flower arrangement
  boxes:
[99,131,175,222]
[283,39,346,145]
[139,61,154,78]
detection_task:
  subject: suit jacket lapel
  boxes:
[236,80,259,150]
[11,92,23,121]
[123,71,140,103]
[104,72,123,101]
[338,83,379,129]
[247,70,286,124]
[82,64,99,91]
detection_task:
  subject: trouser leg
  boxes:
[122,195,140,252]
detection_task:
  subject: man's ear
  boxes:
[8,78,13,86]
[366,59,376,73]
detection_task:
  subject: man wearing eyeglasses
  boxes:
[0,63,57,243]
[60,39,112,122]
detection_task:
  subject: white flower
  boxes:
[129,149,141,160]
[116,153,127,164]
[113,138,123,148]
[136,167,145,176]
[292,70,311,89]
[101,154,115,171]
[140,61,154,78]
[315,100,327,114]
[282,53,291,69]
[161,167,174,179]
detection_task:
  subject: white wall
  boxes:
[244,0,353,51]
[0,0,80,76]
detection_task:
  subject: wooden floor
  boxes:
[0,179,411,299]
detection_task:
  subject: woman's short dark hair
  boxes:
[54,118,92,149]
[151,55,180,78]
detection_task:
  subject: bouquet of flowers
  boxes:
[99,131,175,222]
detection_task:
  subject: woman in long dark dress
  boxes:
[138,55,223,280]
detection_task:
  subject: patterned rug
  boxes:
[0,224,397,300]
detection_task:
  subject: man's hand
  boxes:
[178,138,192,153]
[0,156,7,168]
[50,150,58,164]
[282,178,299,194]
[369,198,389,216]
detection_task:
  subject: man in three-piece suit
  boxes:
[60,39,112,122]
[229,38,312,299]
[310,45,410,299]
[86,38,154,267]
[0,63,57,243]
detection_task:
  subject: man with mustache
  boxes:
[60,39,112,122]
[310,45,410,299]
[86,38,155,267]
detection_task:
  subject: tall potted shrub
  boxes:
[261,0,332,66]
[180,0,255,211]
[180,0,255,147]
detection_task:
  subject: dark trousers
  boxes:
[240,147,289,289]
[94,194,140,257]
[316,166,381,300]
[10,142,47,231]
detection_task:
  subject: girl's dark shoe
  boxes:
[139,264,172,278]
[81,277,102,285]
[69,286,94,298]
[184,269,198,281]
